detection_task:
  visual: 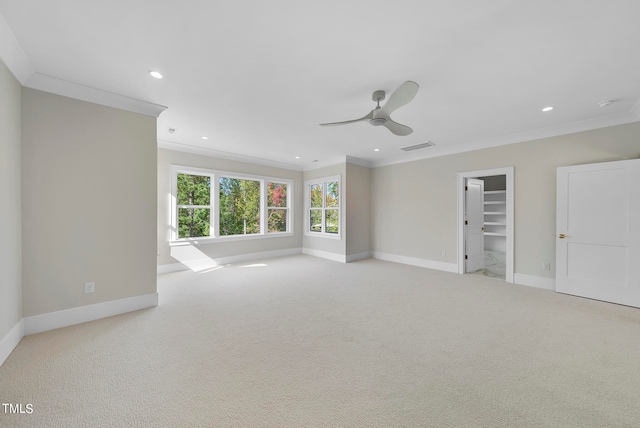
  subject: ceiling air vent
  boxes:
[400,141,435,152]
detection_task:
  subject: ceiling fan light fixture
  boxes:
[369,117,387,126]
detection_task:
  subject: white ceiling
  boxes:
[1,0,639,170]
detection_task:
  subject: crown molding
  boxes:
[372,111,640,168]
[0,13,34,84]
[24,73,167,118]
[158,139,303,172]
[1,12,166,118]
[345,155,373,168]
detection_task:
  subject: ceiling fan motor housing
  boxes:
[372,90,386,102]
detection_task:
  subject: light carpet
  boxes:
[2,255,640,427]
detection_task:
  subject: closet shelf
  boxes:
[483,187,507,252]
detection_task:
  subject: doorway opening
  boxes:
[457,167,514,283]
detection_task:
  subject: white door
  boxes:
[465,179,484,272]
[556,159,640,307]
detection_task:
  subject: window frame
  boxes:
[304,175,342,239]
[174,168,215,239]
[170,165,293,244]
[266,181,290,234]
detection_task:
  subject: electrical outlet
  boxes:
[84,281,95,294]
[543,262,551,271]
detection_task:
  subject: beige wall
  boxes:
[157,149,303,267]
[0,59,22,338]
[21,89,157,317]
[345,163,371,258]
[302,163,347,257]
[371,122,640,278]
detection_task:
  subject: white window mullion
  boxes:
[322,183,327,233]
[260,180,266,235]
[212,175,220,238]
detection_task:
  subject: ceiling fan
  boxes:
[320,81,419,136]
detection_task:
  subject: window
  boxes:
[305,176,341,237]
[267,182,288,233]
[219,177,261,236]
[171,166,292,242]
[176,173,213,238]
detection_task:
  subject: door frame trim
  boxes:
[457,167,514,283]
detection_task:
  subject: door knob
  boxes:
[558,233,567,239]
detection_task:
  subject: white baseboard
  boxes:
[157,263,188,275]
[372,252,459,273]
[514,273,556,291]
[158,247,303,274]
[0,319,24,367]
[24,293,159,336]
[346,251,372,263]
[215,247,303,265]
[302,248,347,263]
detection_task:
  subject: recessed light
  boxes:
[149,70,163,79]
[542,106,554,112]
[201,136,208,140]
[295,156,300,159]
[374,148,380,152]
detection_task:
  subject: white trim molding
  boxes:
[302,248,347,263]
[1,293,159,368]
[158,247,304,274]
[24,73,167,118]
[23,293,159,336]
[372,252,458,273]
[346,252,372,262]
[0,320,24,367]
[0,13,34,84]
[158,263,190,275]
[373,112,640,168]
[514,273,556,291]
[158,140,303,172]
[345,156,373,168]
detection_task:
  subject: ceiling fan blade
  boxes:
[383,118,413,136]
[379,81,419,115]
[320,110,374,127]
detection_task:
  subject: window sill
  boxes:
[170,231,294,246]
